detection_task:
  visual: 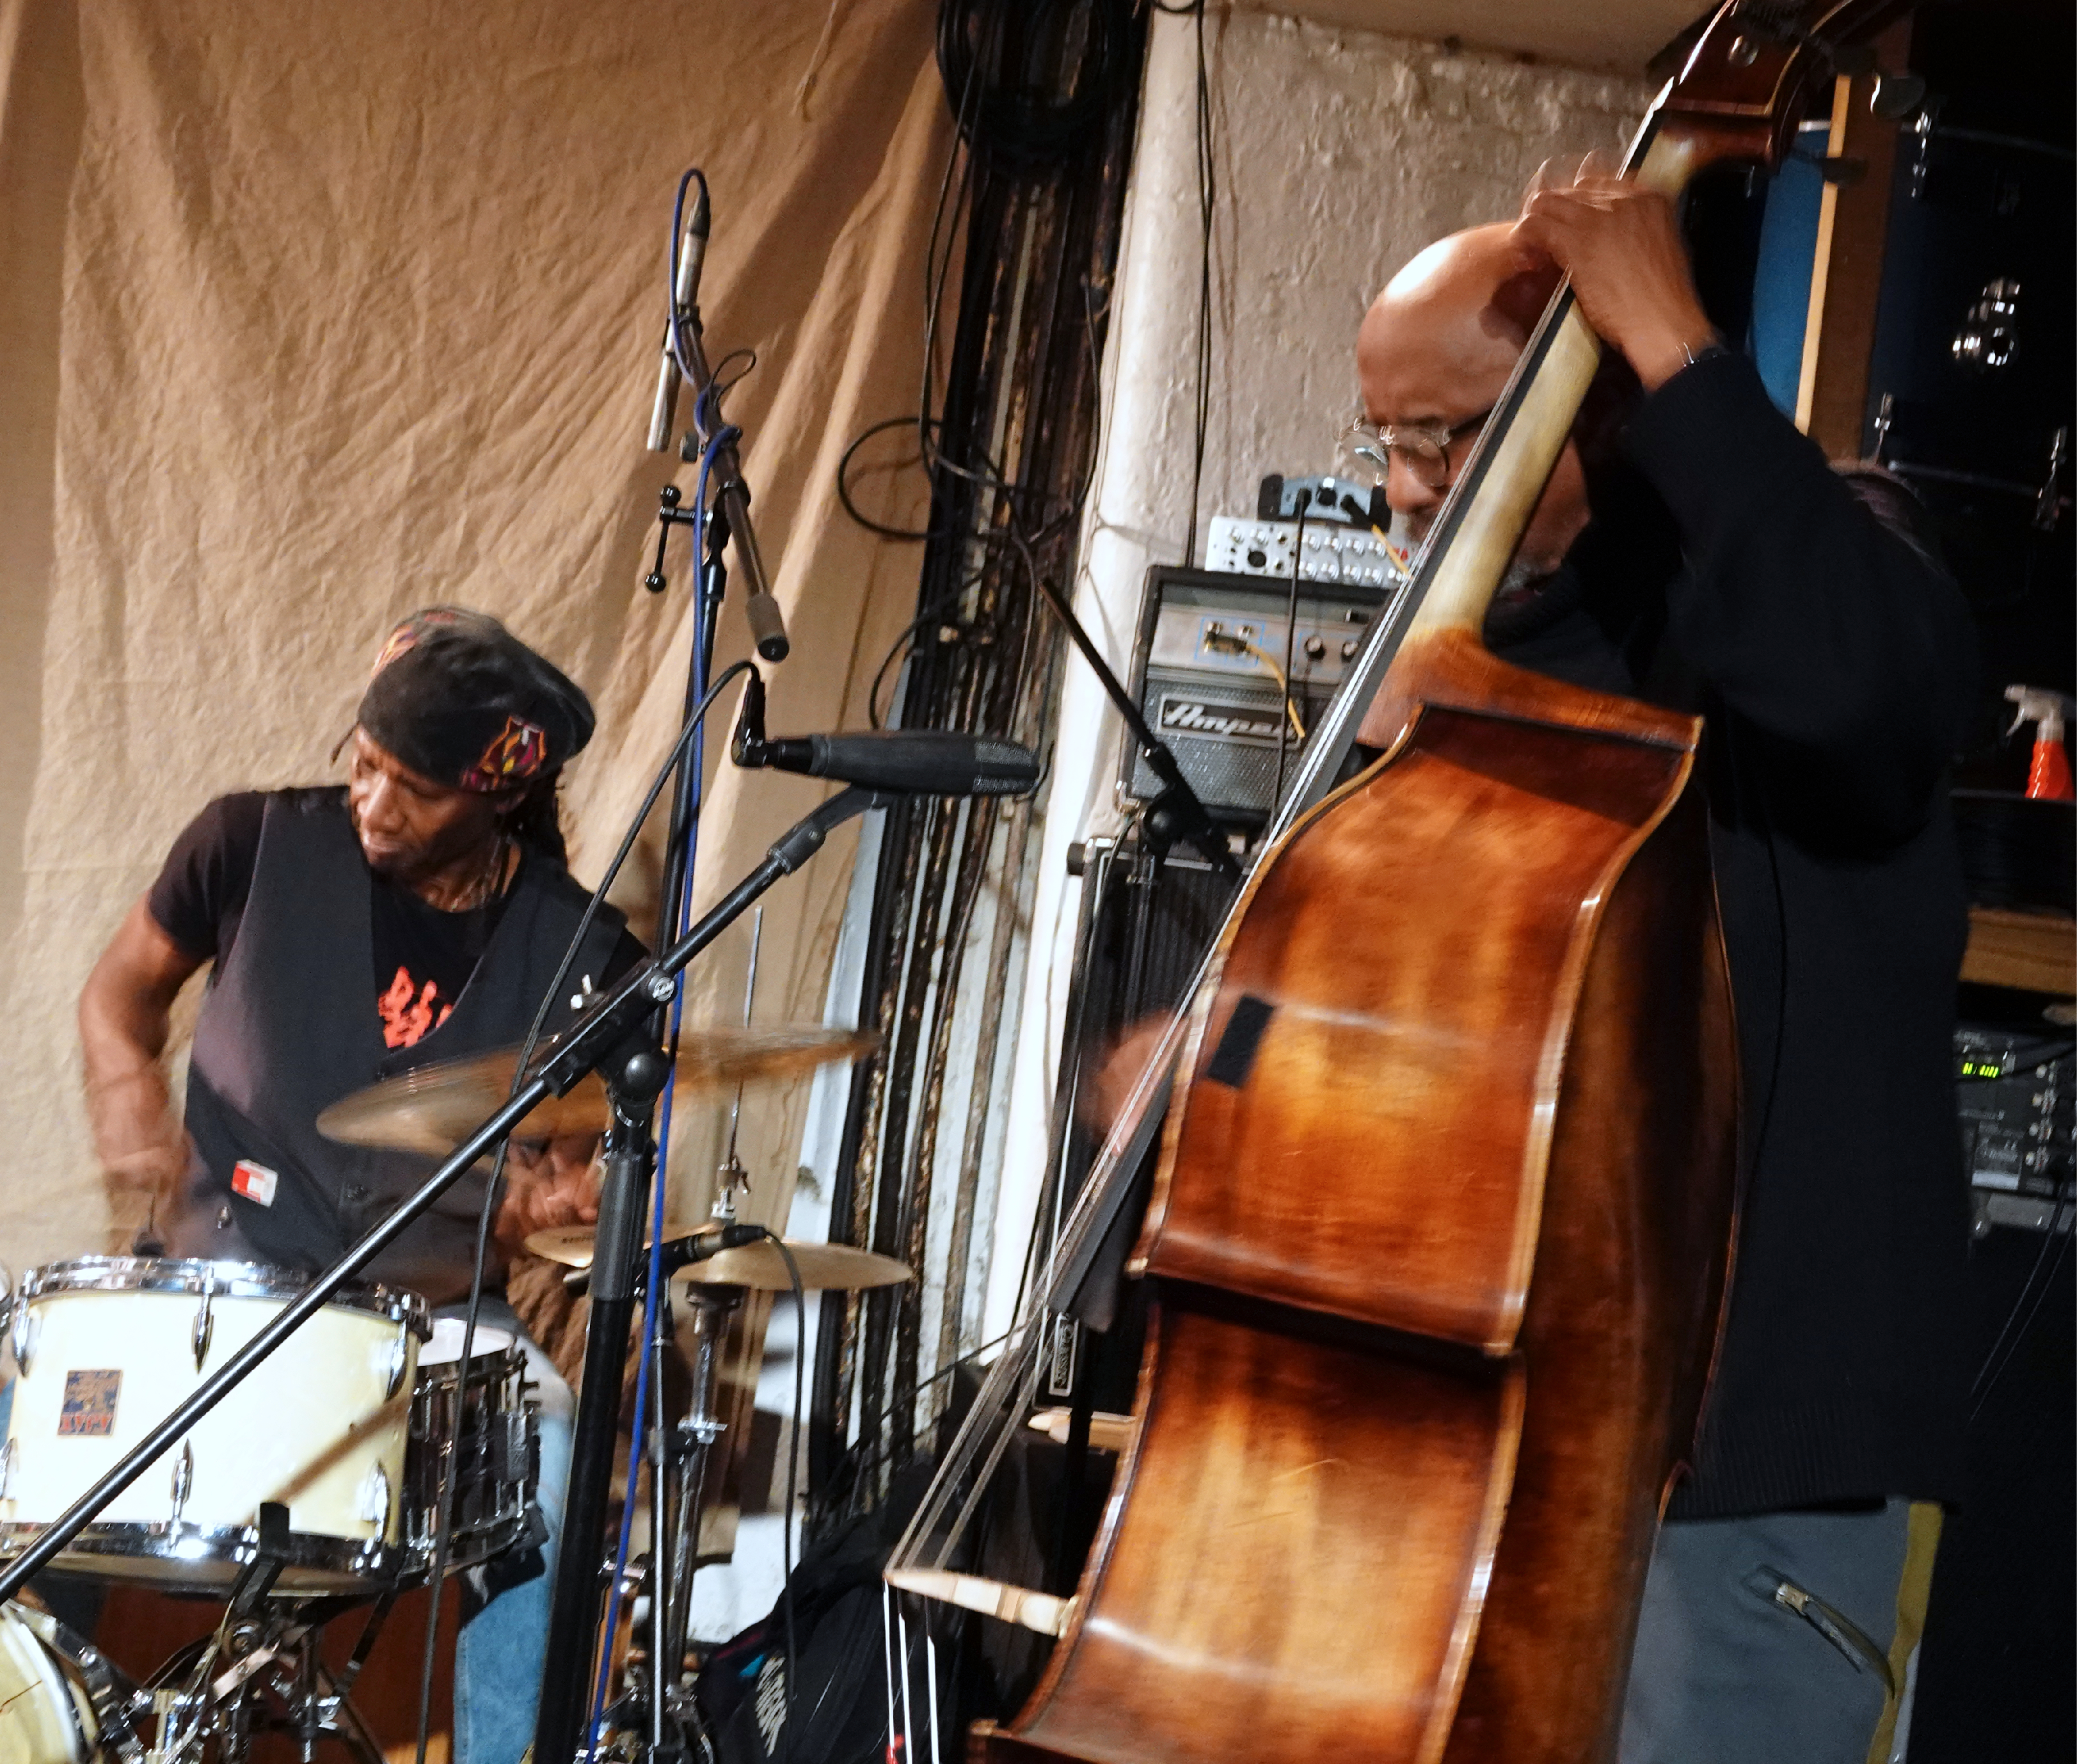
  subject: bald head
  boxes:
[1357,223,1556,428]
[1355,222,1584,569]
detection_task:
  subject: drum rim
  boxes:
[17,1257,430,1333]
[0,1514,420,1587]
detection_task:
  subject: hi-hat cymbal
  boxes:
[523,1226,910,1293]
[681,1241,911,1293]
[316,1025,878,1153]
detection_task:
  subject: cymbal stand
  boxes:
[660,1286,744,1703]
[627,903,765,1761]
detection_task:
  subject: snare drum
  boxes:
[0,1258,428,1593]
[404,1319,538,1571]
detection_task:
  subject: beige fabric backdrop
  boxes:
[0,0,951,1271]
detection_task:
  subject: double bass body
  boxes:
[975,634,1739,1764]
[949,10,1882,1751]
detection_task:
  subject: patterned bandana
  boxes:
[355,607,593,793]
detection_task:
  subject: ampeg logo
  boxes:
[1157,692,1285,747]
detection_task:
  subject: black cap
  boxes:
[355,607,594,793]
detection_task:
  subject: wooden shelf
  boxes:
[1962,907,2077,997]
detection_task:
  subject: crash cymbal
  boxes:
[315,1025,878,1153]
[521,1227,910,1292]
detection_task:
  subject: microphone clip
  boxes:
[731,671,770,768]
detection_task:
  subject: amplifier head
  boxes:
[1122,566,1396,825]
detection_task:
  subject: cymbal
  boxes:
[316,1025,878,1153]
[523,1227,911,1293]
[682,1242,911,1293]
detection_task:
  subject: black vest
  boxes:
[166,788,627,1301]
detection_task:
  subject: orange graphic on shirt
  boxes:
[379,966,454,1049]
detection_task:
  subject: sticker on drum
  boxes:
[0,1258,429,1595]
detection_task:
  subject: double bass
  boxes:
[888,6,1907,1758]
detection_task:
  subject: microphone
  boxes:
[658,1221,767,1271]
[732,680,1038,797]
[646,182,710,453]
[560,1221,767,1294]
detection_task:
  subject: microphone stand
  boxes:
[0,788,892,1704]
[1028,571,1238,881]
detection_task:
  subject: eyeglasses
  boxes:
[1336,407,1493,492]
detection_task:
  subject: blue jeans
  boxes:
[450,1317,574,1764]
[1619,1501,1927,1764]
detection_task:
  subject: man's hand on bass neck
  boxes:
[1511,153,1721,393]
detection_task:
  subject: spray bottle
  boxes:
[2004,684,2075,801]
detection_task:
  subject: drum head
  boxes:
[0,1607,94,1764]
[418,1317,518,1365]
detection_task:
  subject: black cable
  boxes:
[935,0,1133,170]
[1179,0,1213,566]
[1970,1182,2074,1421]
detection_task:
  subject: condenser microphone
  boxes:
[645,183,710,453]
[733,696,1038,798]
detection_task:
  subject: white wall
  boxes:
[983,8,1653,1338]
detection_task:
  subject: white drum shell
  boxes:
[0,1260,423,1592]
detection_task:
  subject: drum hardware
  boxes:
[0,1260,432,1594]
[378,1326,411,1402]
[1872,394,2074,526]
[189,1285,212,1374]
[13,1298,40,1377]
[167,1445,192,1526]
[1951,276,2022,370]
[354,1467,391,1538]
[1,1600,137,1764]
[550,1225,914,1763]
[119,1589,399,1764]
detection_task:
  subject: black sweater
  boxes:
[1490,351,1978,1519]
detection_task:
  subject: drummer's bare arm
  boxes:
[78,896,206,1199]
[495,1134,602,1257]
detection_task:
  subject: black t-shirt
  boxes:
[150,791,644,1051]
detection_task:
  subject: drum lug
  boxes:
[170,1440,194,1522]
[357,1462,392,1538]
[192,1285,215,1372]
[0,1436,17,1500]
[380,1326,410,1401]
[9,1301,36,1378]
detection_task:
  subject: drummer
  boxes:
[77,606,644,1764]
